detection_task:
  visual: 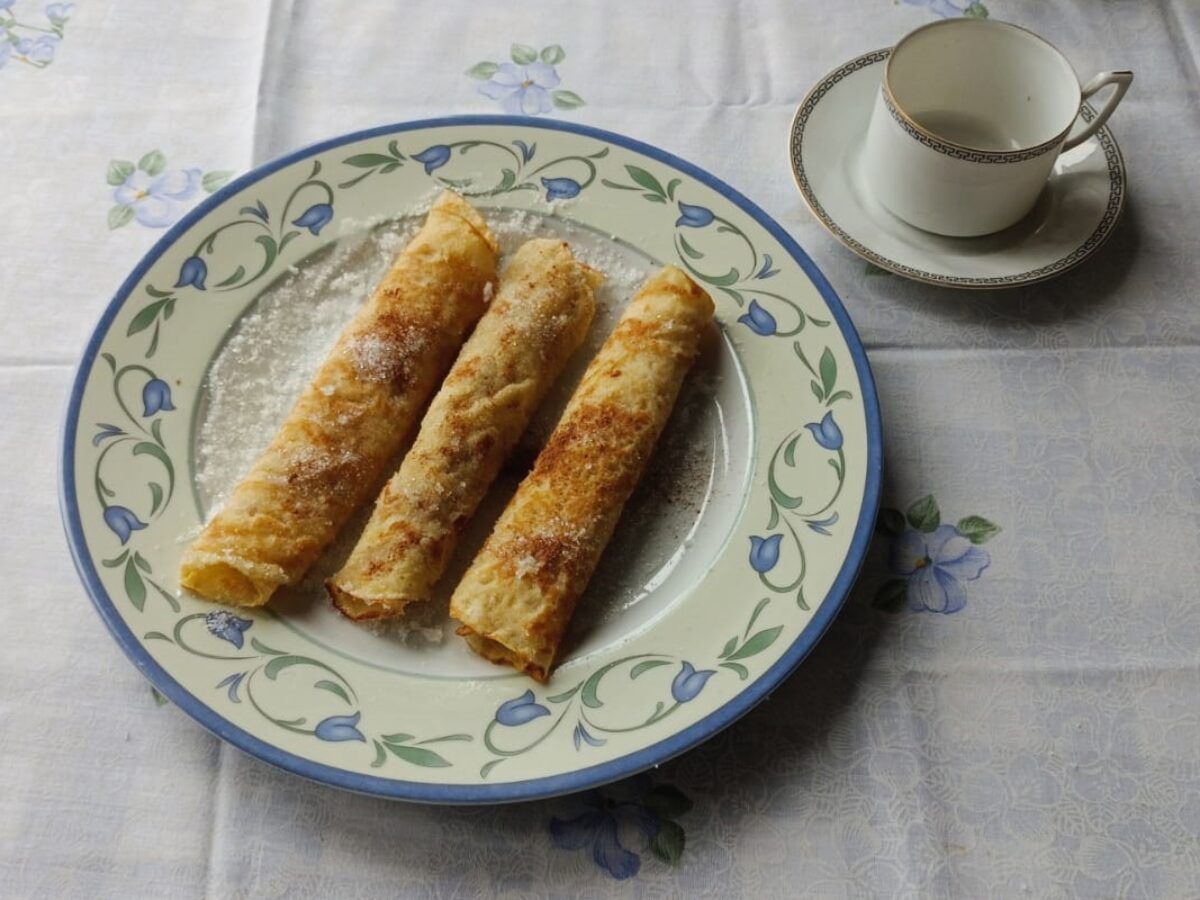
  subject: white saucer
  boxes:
[788,50,1126,289]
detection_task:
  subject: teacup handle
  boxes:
[1062,70,1134,151]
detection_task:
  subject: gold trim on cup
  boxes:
[881,18,1083,162]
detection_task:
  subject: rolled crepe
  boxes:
[180,191,498,606]
[327,238,601,619]
[450,265,714,680]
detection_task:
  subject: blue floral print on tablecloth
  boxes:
[1,1,73,71]
[107,150,233,230]
[901,0,989,18]
[874,494,1000,613]
[550,775,693,879]
[467,43,585,115]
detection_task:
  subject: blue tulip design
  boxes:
[92,423,125,446]
[495,689,550,726]
[671,662,715,703]
[215,672,245,703]
[513,139,536,163]
[806,513,839,536]
[573,722,606,750]
[737,300,777,336]
[541,176,581,201]
[205,610,253,649]
[291,202,333,236]
[103,505,147,544]
[748,534,783,573]
[675,202,715,229]
[754,254,779,279]
[314,712,366,743]
[175,255,208,290]
[141,378,176,416]
[805,411,843,451]
[412,144,452,174]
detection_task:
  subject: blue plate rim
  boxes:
[59,114,883,804]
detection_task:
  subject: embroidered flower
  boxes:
[113,168,202,228]
[902,0,989,18]
[891,524,991,613]
[550,791,658,879]
[479,61,561,115]
[550,778,693,878]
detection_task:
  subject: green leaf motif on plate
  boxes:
[724,626,783,661]
[819,348,837,398]
[343,153,398,168]
[124,557,146,611]
[384,742,452,768]
[86,125,874,792]
[630,659,671,679]
[540,44,565,65]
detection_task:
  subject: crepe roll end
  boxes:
[579,262,605,291]
[326,579,419,621]
[646,264,715,316]
[455,624,550,683]
[430,189,499,255]
[179,554,283,608]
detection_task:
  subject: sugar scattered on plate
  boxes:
[194,206,716,644]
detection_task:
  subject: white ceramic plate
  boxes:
[61,117,881,803]
[789,50,1126,289]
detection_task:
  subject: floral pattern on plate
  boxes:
[63,118,880,802]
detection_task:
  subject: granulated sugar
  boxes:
[196,217,422,510]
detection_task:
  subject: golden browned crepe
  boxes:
[327,238,601,619]
[179,191,498,606]
[449,265,714,680]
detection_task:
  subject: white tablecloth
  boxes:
[3,0,1199,896]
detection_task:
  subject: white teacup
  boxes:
[861,19,1132,237]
